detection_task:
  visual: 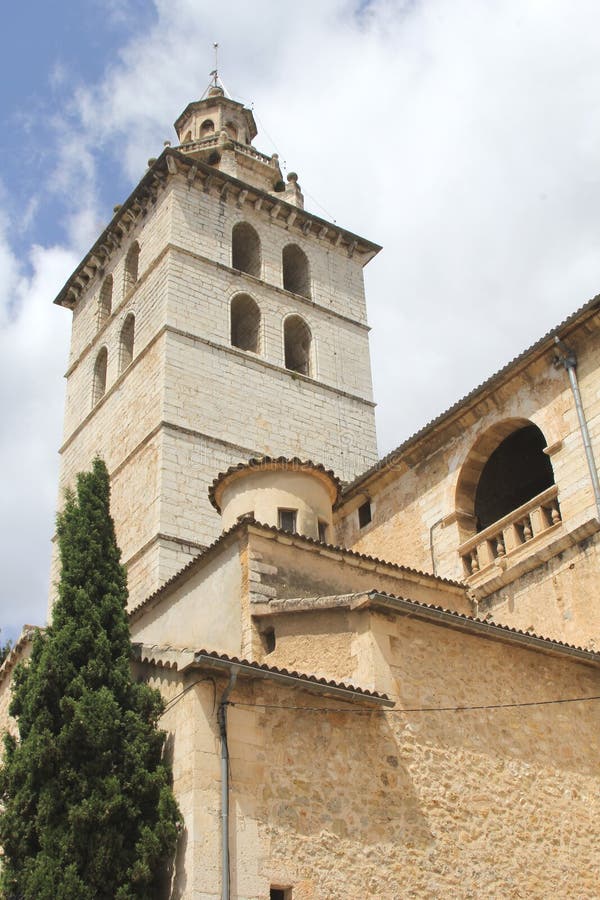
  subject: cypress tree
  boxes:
[0,458,181,899]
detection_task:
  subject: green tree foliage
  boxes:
[0,459,181,899]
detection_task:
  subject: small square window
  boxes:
[358,500,372,528]
[270,889,291,900]
[278,508,297,533]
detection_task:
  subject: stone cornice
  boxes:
[53,148,381,310]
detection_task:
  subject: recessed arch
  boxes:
[200,119,215,136]
[230,294,261,353]
[224,120,238,141]
[92,347,108,406]
[124,241,140,294]
[282,243,311,298]
[232,222,261,278]
[119,314,135,373]
[98,275,113,328]
[456,419,555,531]
[284,314,312,376]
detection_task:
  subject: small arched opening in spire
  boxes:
[119,314,135,374]
[224,120,238,141]
[98,275,113,329]
[284,315,312,377]
[231,294,261,354]
[282,244,311,299]
[92,347,108,406]
[124,242,140,294]
[201,119,215,137]
[232,222,261,278]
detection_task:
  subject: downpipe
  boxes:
[554,336,600,519]
[218,667,238,900]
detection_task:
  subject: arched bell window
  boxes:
[231,294,261,353]
[119,314,135,373]
[284,315,312,376]
[98,275,113,329]
[124,242,140,294]
[232,222,261,278]
[92,347,108,406]
[282,244,311,299]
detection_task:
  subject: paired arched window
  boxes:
[232,222,261,277]
[124,242,140,294]
[231,295,261,353]
[284,315,312,376]
[98,275,113,328]
[119,314,135,373]
[282,244,311,299]
[92,347,108,406]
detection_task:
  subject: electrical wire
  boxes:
[228,693,600,715]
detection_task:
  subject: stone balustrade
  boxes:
[459,485,561,578]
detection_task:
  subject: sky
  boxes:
[3,0,600,641]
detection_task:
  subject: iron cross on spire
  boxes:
[209,42,219,88]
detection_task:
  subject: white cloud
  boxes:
[0,223,73,639]
[5,0,600,631]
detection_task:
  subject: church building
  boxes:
[2,82,600,898]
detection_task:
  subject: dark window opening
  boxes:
[98,275,113,327]
[124,242,140,294]
[92,347,108,406]
[318,520,329,543]
[474,424,554,531]
[282,244,311,299]
[232,222,261,277]
[231,294,261,353]
[200,119,215,136]
[207,150,221,166]
[284,315,312,376]
[262,628,276,654]
[119,314,135,373]
[270,889,291,900]
[278,508,297,533]
[358,501,372,528]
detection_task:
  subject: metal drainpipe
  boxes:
[218,667,238,900]
[554,336,600,519]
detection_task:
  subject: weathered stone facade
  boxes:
[2,84,600,899]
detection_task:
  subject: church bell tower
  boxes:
[52,81,380,608]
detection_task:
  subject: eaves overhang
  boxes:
[133,643,394,706]
[367,590,600,666]
[343,292,600,501]
[54,147,382,310]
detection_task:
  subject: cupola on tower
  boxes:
[52,79,380,609]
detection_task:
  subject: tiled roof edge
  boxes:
[368,590,600,661]
[344,293,600,498]
[133,642,393,705]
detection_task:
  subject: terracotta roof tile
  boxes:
[345,293,600,497]
[208,456,342,511]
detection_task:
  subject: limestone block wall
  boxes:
[62,253,170,441]
[337,318,600,646]
[67,189,173,368]
[164,247,374,401]
[144,626,600,900]
[169,177,371,326]
[163,328,376,485]
[131,535,243,653]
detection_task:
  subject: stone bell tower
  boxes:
[52,81,380,609]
